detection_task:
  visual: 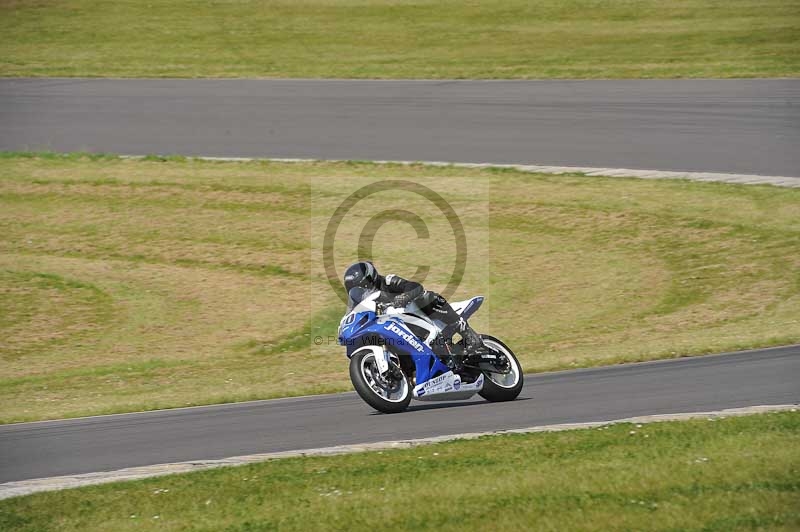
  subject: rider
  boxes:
[342,261,484,355]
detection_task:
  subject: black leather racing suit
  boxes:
[375,274,461,328]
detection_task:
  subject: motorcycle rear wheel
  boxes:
[477,334,524,402]
[349,349,412,414]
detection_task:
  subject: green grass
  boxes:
[1,0,798,78]
[1,412,798,531]
[1,153,799,423]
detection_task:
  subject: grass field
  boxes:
[1,153,799,423]
[1,412,798,531]
[1,0,798,79]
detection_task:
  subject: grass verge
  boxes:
[1,153,799,423]
[1,411,798,531]
[1,0,798,78]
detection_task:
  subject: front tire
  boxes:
[477,335,524,402]
[349,349,411,414]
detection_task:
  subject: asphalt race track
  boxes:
[1,78,798,176]
[1,345,797,483]
[1,78,799,486]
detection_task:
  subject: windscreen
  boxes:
[346,287,377,312]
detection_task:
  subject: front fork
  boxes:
[352,345,392,374]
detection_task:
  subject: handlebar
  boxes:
[377,301,400,315]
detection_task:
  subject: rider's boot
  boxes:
[453,318,484,353]
[438,318,483,367]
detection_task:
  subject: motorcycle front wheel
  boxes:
[349,349,411,414]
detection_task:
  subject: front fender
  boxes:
[350,345,390,374]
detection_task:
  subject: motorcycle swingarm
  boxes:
[462,362,511,375]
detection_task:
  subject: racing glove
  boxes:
[392,293,412,308]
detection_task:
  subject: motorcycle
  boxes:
[338,287,523,413]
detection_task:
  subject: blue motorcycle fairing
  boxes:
[340,313,450,385]
[338,308,377,344]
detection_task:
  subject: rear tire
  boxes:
[349,349,411,414]
[477,335,524,402]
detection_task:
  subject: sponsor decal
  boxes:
[384,322,425,353]
[422,372,452,389]
[415,371,477,397]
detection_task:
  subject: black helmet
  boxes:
[343,261,378,292]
